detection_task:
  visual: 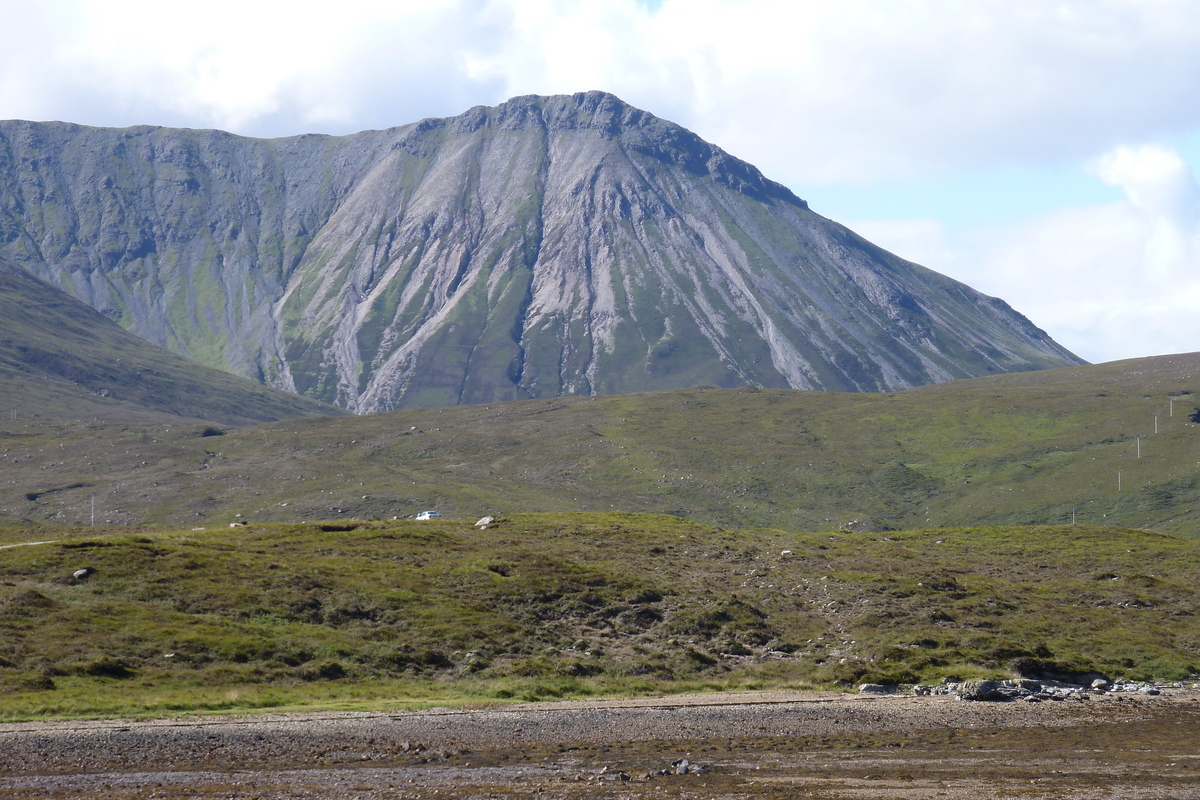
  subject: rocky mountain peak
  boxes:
[0,95,1082,412]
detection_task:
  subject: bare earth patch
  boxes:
[2,689,1199,798]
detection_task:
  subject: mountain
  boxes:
[0,92,1082,412]
[0,255,343,424]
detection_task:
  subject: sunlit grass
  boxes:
[1,513,1198,720]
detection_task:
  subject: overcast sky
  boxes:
[4,0,1200,364]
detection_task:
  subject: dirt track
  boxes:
[2,689,1199,798]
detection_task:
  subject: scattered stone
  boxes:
[912,675,1175,703]
[597,765,630,782]
[71,567,94,580]
[670,758,705,774]
[858,683,891,695]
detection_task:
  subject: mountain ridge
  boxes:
[0,92,1082,411]
[0,255,344,424]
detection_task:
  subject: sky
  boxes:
[4,0,1200,364]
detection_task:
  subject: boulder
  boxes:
[956,679,1004,701]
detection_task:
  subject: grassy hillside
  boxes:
[0,513,1196,719]
[0,352,1198,536]
[0,258,345,425]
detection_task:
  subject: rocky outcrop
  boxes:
[0,93,1084,412]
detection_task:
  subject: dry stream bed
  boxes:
[2,690,1199,798]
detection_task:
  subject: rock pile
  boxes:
[575,759,706,783]
[899,677,1186,702]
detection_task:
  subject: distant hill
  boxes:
[0,256,344,424]
[0,350,1196,534]
[0,92,1081,412]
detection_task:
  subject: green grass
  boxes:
[1,513,1197,719]
[2,352,1199,536]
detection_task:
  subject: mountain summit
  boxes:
[0,92,1082,411]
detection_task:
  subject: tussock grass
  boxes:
[1,513,1197,719]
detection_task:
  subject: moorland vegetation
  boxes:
[2,352,1199,537]
[3,352,1200,719]
[1,514,1197,719]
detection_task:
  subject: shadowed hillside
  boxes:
[0,256,344,424]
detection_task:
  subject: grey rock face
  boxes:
[0,92,1084,412]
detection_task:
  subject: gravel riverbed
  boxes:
[3,689,1199,798]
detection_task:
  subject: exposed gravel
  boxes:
[2,689,1199,798]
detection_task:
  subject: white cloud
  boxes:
[458,0,1200,186]
[7,1,1200,183]
[1091,144,1200,281]
[0,0,507,134]
[1093,145,1200,218]
[857,144,1200,363]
